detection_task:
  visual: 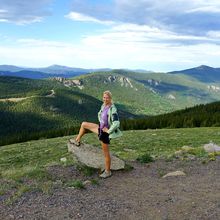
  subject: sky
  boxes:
[0,0,220,72]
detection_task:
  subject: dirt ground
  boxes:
[0,158,220,220]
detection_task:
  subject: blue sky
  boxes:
[1,0,220,72]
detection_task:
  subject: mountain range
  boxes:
[1,65,220,116]
[0,65,111,79]
[0,64,220,146]
[1,64,220,82]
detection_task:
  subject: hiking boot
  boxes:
[69,139,81,146]
[99,170,112,178]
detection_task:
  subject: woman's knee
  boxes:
[81,121,88,128]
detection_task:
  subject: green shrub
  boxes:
[65,180,85,189]
[77,164,97,176]
[136,153,154,163]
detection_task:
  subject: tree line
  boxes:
[1,98,219,146]
[121,101,220,130]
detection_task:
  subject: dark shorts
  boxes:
[98,127,110,144]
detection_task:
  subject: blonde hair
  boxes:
[103,90,113,104]
[103,90,113,102]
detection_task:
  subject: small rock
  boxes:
[187,155,196,160]
[162,171,186,178]
[9,215,15,219]
[203,143,220,153]
[83,180,92,185]
[54,180,63,187]
[60,157,67,162]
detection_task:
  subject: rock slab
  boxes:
[68,142,125,170]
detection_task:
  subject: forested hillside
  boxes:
[121,101,220,130]
[0,89,101,146]
[74,71,175,115]
[69,70,220,115]
[0,76,56,98]
[1,68,220,146]
[0,76,134,146]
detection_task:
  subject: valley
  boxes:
[0,65,220,146]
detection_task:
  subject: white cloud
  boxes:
[65,12,114,25]
[0,18,8,23]
[186,6,220,13]
[17,38,73,48]
[1,22,220,71]
[71,0,220,35]
[114,0,220,15]
[84,23,220,46]
[207,31,220,38]
[0,40,82,67]
[80,24,220,68]
[0,9,8,13]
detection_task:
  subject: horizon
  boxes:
[0,63,218,73]
[1,0,220,72]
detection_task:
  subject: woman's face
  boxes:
[103,94,111,105]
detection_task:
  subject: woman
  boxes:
[70,90,122,178]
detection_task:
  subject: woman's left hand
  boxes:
[102,127,109,133]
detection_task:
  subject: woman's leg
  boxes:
[76,122,99,142]
[101,142,111,172]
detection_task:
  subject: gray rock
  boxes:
[83,180,92,186]
[187,155,196,160]
[162,171,186,178]
[68,142,125,170]
[203,142,220,153]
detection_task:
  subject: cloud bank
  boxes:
[70,0,220,35]
[1,0,220,71]
[0,0,52,24]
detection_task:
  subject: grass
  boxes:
[136,153,155,163]
[82,127,220,160]
[0,136,76,203]
[1,127,220,203]
[65,180,85,189]
[76,164,98,177]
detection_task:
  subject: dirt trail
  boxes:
[0,97,32,102]
[0,90,55,102]
[0,159,220,220]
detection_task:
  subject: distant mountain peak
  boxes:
[196,65,212,70]
[46,64,75,70]
[49,64,63,67]
[168,65,220,82]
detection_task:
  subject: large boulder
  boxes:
[68,142,125,170]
